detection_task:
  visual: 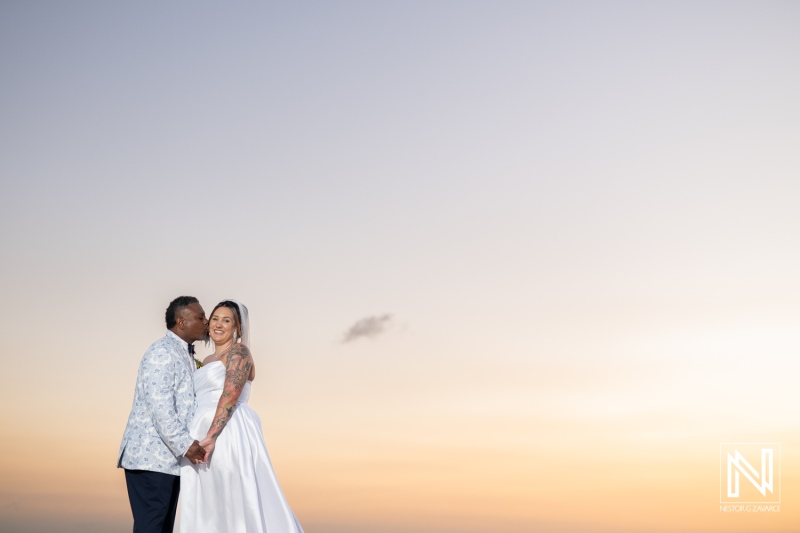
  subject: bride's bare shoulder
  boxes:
[229,343,254,360]
[229,343,256,381]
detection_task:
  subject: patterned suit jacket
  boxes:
[117,330,197,476]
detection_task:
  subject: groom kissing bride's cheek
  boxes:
[118,296,303,533]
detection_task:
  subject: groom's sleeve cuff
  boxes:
[174,434,194,458]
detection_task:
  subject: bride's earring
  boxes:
[233,330,238,342]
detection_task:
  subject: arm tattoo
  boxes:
[206,344,253,440]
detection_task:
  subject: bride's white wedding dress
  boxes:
[180,361,304,533]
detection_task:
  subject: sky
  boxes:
[1,1,799,532]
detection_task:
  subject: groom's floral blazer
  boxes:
[117,330,197,476]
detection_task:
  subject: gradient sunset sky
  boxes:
[1,2,799,532]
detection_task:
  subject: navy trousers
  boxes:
[124,469,181,533]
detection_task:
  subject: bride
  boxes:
[180,300,304,533]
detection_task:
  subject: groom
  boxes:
[118,296,209,533]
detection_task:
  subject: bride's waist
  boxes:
[196,390,249,406]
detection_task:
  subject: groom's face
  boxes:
[180,302,209,343]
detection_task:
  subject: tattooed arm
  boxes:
[199,343,253,459]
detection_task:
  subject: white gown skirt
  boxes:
[180,361,303,533]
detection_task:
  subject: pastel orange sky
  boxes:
[1,2,799,532]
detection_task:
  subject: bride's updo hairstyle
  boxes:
[210,299,250,347]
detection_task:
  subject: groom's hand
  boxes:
[184,440,206,464]
[199,436,216,462]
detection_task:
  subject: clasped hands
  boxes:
[184,437,217,464]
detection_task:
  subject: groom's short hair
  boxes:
[165,296,200,329]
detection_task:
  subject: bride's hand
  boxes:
[199,436,216,462]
